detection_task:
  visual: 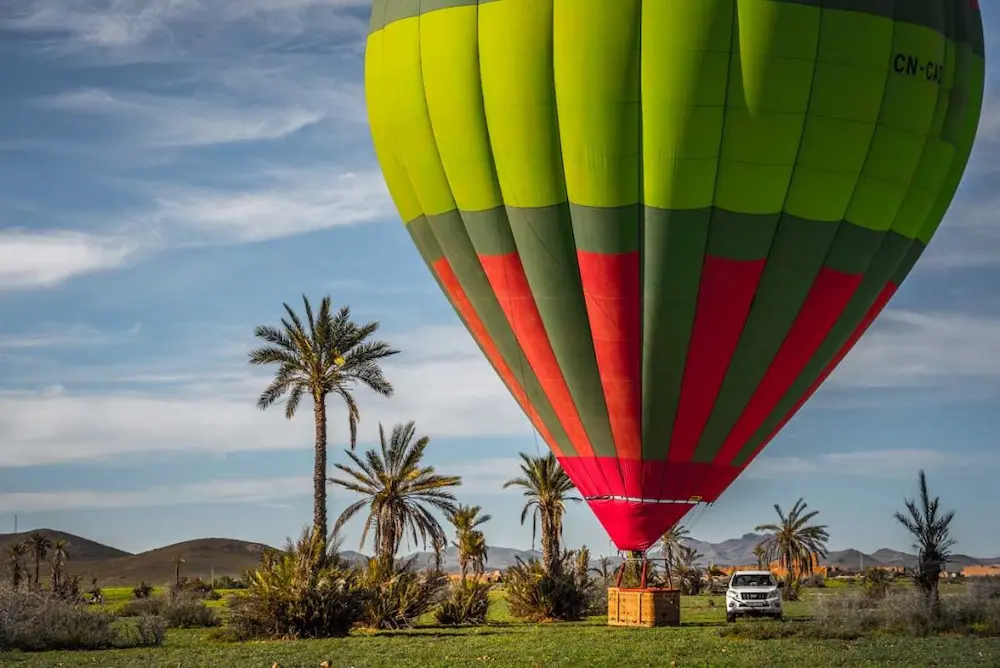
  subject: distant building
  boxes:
[961,565,1000,577]
[720,553,828,580]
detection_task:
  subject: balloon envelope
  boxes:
[364,0,985,551]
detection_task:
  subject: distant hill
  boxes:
[4,528,998,586]
[65,538,278,587]
[0,529,130,562]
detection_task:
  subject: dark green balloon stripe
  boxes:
[368,0,984,57]
[407,214,582,460]
[640,208,711,461]
[502,204,619,460]
[692,215,839,463]
[731,232,920,467]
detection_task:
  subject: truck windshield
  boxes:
[731,574,775,587]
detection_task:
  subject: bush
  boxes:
[213,575,247,590]
[161,599,219,628]
[223,528,367,641]
[503,558,588,622]
[862,568,892,600]
[0,586,165,652]
[359,557,447,630]
[133,581,154,599]
[118,595,218,628]
[809,588,1000,638]
[803,574,827,588]
[435,579,492,625]
[170,577,219,601]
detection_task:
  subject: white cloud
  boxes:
[743,449,994,481]
[0,457,524,513]
[829,309,1000,389]
[141,167,394,243]
[38,88,324,147]
[0,325,532,467]
[0,323,141,350]
[3,0,370,63]
[0,230,137,290]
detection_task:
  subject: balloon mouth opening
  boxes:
[586,496,703,553]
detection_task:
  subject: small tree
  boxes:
[27,532,52,588]
[449,505,491,583]
[658,524,690,588]
[173,552,185,586]
[50,539,70,590]
[754,498,829,588]
[5,542,27,588]
[893,469,954,614]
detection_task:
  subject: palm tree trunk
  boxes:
[541,515,556,575]
[313,393,329,552]
[34,555,40,589]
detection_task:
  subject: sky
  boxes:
[1,1,999,561]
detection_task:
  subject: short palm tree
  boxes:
[754,498,829,585]
[27,532,51,588]
[591,556,615,584]
[753,542,768,569]
[330,420,461,565]
[250,295,399,552]
[658,523,690,587]
[894,469,955,609]
[449,504,491,582]
[6,542,28,588]
[173,552,185,585]
[503,452,580,575]
[50,539,70,590]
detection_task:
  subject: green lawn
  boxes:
[4,587,999,667]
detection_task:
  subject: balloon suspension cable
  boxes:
[613,550,672,590]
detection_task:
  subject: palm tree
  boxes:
[503,452,580,575]
[754,498,830,585]
[249,295,399,551]
[330,420,461,565]
[6,542,27,588]
[752,542,768,569]
[658,523,690,587]
[27,532,51,588]
[173,552,185,586]
[591,556,615,585]
[50,539,70,590]
[449,504,491,582]
[431,533,447,574]
[894,469,955,610]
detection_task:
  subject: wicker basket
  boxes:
[607,587,681,627]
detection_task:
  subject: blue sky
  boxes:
[1,1,999,561]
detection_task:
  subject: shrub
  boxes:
[503,558,588,622]
[170,577,219,601]
[810,588,1000,638]
[359,557,447,630]
[133,581,154,599]
[435,579,491,625]
[803,574,827,588]
[223,528,367,641]
[213,575,247,590]
[161,599,219,628]
[862,568,892,600]
[118,595,217,628]
[0,586,165,652]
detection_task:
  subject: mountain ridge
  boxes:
[4,529,997,586]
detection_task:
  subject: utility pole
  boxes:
[13,514,17,534]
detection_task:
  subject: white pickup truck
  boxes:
[725,570,783,622]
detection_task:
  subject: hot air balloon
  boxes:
[364,0,985,555]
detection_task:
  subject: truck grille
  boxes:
[741,592,768,600]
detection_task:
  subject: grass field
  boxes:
[4,584,1000,667]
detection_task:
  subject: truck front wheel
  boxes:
[726,613,736,623]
